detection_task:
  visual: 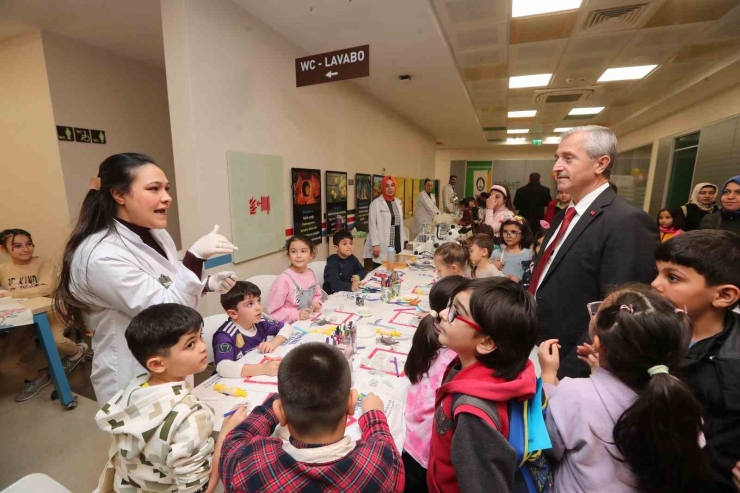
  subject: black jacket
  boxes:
[323,254,367,294]
[514,182,552,228]
[681,310,740,493]
[534,186,659,378]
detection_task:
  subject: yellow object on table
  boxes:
[375,328,402,337]
[214,383,248,397]
[310,326,338,335]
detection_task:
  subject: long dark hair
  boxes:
[53,153,157,329]
[404,276,466,383]
[657,207,685,230]
[594,286,709,493]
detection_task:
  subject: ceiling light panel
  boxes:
[508,110,538,118]
[512,0,583,19]
[597,65,658,82]
[509,73,552,88]
[507,129,530,133]
[568,107,604,115]
[544,136,562,144]
[554,127,573,132]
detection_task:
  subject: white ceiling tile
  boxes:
[451,23,508,50]
[509,39,568,75]
[443,0,507,24]
[696,4,740,42]
[456,46,508,67]
[613,22,713,66]
[565,30,637,56]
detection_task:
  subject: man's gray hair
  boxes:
[561,125,617,177]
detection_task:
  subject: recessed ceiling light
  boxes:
[508,110,537,118]
[597,65,658,82]
[507,137,527,144]
[509,73,552,89]
[512,0,582,18]
[553,127,572,132]
[507,129,530,134]
[568,107,604,116]
[544,136,562,144]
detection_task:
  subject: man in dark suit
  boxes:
[514,172,552,234]
[529,126,659,379]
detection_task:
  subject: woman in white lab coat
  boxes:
[413,179,440,238]
[363,175,407,268]
[54,153,238,405]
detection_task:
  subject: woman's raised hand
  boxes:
[190,225,238,259]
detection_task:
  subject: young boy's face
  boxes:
[157,328,209,378]
[468,243,487,265]
[438,290,483,358]
[228,295,262,327]
[334,238,354,258]
[651,261,715,317]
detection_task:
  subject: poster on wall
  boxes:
[404,178,414,219]
[372,175,383,199]
[355,173,372,232]
[473,170,490,195]
[395,178,405,216]
[326,171,348,236]
[227,151,286,263]
[291,168,322,244]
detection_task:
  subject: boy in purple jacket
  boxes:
[212,281,295,378]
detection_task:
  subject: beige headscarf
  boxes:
[686,182,718,212]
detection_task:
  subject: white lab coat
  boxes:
[442,184,456,213]
[413,191,439,237]
[363,196,407,263]
[69,222,205,405]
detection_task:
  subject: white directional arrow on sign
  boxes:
[326,71,338,78]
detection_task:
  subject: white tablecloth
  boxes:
[193,266,439,452]
[0,297,34,328]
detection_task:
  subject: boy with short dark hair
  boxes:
[218,342,405,492]
[428,277,541,493]
[323,229,367,294]
[652,230,740,492]
[213,281,295,378]
[95,304,221,493]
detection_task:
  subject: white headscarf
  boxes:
[687,182,718,212]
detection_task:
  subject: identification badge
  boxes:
[235,333,245,348]
[158,275,173,287]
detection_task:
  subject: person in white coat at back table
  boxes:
[364,175,407,269]
[442,175,458,214]
[413,179,440,238]
[54,153,239,405]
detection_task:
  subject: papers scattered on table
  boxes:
[360,348,409,377]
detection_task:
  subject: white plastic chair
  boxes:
[246,274,278,314]
[1,474,72,493]
[308,260,327,287]
[202,314,228,364]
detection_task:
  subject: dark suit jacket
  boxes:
[514,182,552,228]
[534,186,659,378]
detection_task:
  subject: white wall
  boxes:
[161,0,435,316]
[42,32,182,247]
[435,146,557,181]
[0,31,70,262]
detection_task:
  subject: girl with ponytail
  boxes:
[538,285,709,493]
[54,153,239,404]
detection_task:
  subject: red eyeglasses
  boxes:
[446,299,482,332]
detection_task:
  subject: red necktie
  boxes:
[528,207,577,294]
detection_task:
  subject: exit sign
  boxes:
[532,139,543,146]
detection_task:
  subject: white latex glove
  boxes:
[189,225,238,259]
[208,271,238,293]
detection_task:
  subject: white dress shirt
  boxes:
[534,181,610,292]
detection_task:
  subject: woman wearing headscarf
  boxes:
[700,175,740,234]
[681,182,718,231]
[364,176,406,268]
[413,179,440,238]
